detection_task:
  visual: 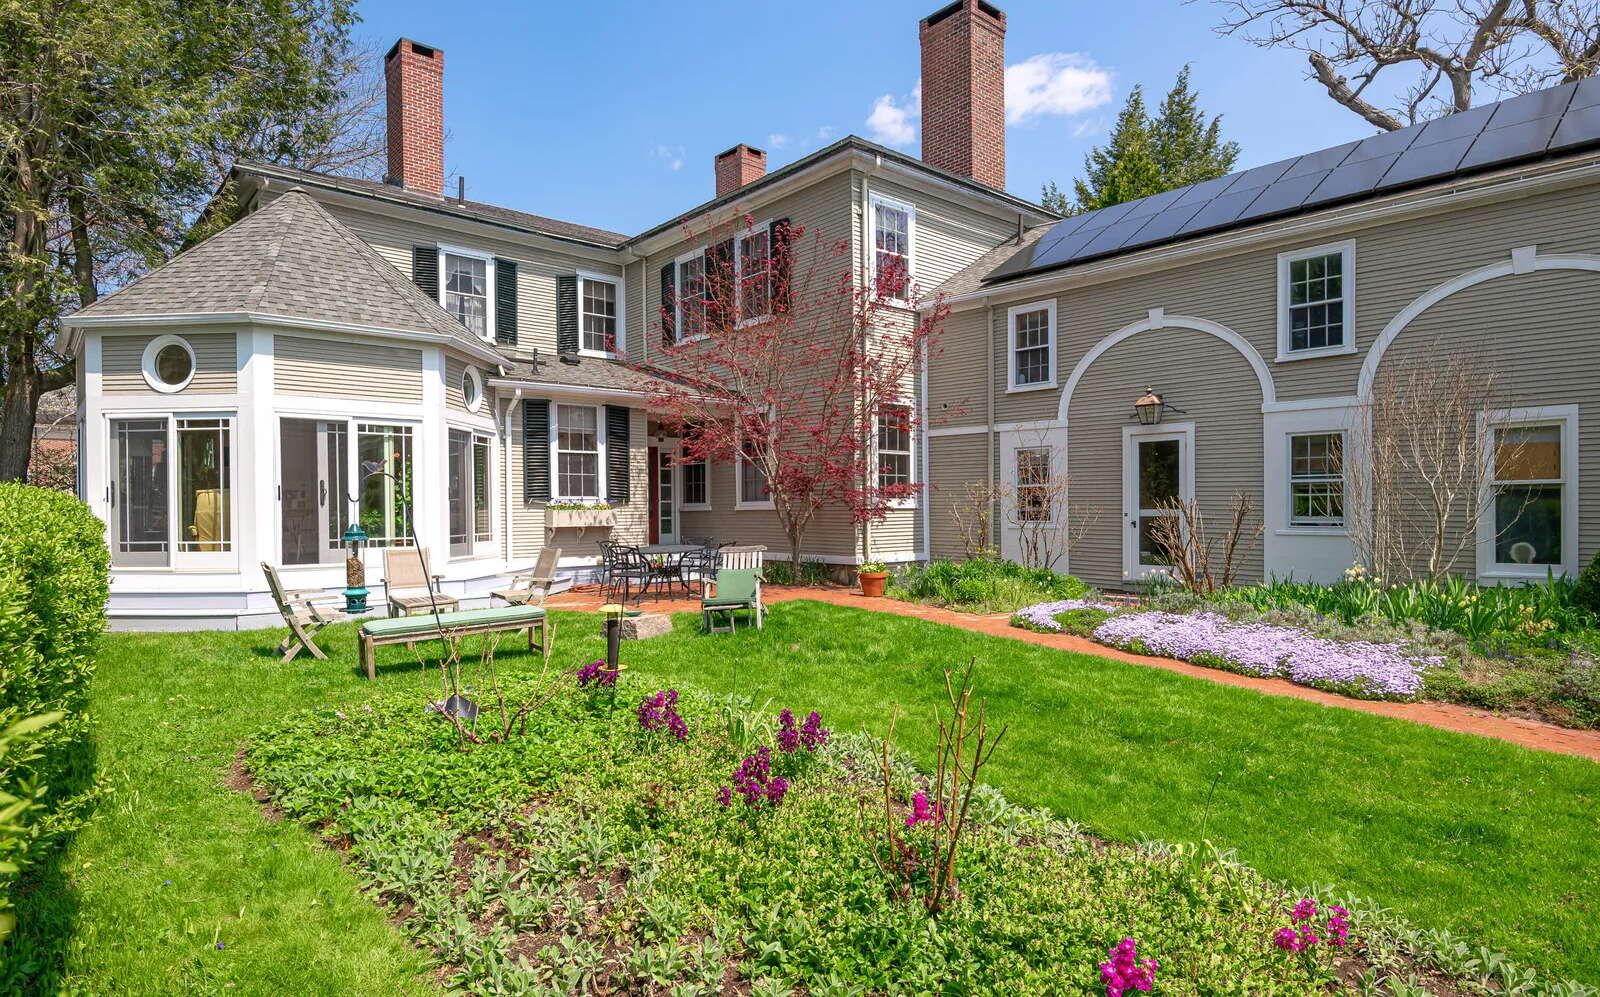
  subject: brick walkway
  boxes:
[550,584,1600,763]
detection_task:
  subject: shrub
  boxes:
[890,559,1090,614]
[0,484,109,940]
[1574,550,1600,618]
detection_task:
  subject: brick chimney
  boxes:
[384,39,445,196]
[919,0,1006,189]
[714,144,767,197]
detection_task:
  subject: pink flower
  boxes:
[1098,937,1157,997]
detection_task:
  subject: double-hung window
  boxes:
[1008,300,1057,391]
[443,250,492,338]
[1482,407,1575,575]
[870,194,914,302]
[1277,242,1354,358]
[579,276,620,355]
[554,404,602,500]
[675,252,708,342]
[737,227,771,324]
[1016,447,1052,523]
[448,429,494,556]
[877,404,913,497]
[737,449,772,508]
[1288,432,1345,528]
[681,453,709,509]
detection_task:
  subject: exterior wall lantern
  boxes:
[342,522,370,613]
[1133,386,1184,426]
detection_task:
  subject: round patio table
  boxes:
[636,543,703,599]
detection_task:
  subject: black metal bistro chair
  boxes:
[605,546,653,604]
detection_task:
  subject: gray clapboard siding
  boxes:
[102,332,237,394]
[445,356,467,411]
[927,433,994,560]
[867,175,1019,293]
[507,405,649,561]
[273,334,423,402]
[1067,327,1266,589]
[676,458,861,560]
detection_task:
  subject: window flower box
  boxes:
[546,506,615,530]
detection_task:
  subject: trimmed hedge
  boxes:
[0,483,108,941]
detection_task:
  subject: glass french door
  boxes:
[447,429,493,557]
[655,444,678,544]
[109,415,234,568]
[1123,426,1191,579]
[279,418,348,564]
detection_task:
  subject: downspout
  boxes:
[985,297,996,551]
[858,154,883,564]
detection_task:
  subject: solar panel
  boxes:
[1549,102,1600,154]
[980,79,1600,286]
[1304,152,1401,205]
[1459,114,1560,170]
[1377,134,1474,189]
[1280,141,1359,179]
[1175,183,1267,236]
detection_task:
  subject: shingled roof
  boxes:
[69,188,497,357]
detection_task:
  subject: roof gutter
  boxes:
[61,310,506,365]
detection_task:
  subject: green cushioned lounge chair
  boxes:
[358,605,549,679]
[701,569,763,633]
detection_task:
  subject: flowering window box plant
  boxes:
[545,502,615,530]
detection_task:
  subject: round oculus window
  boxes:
[462,367,483,411]
[154,343,194,386]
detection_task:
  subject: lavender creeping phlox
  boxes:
[1091,611,1439,700]
[637,689,688,740]
[1012,599,1117,632]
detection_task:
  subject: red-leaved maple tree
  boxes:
[625,214,949,569]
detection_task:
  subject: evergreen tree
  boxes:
[1042,67,1240,215]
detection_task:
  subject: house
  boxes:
[59,1,1600,629]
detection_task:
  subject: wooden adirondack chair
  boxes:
[492,546,562,606]
[701,568,764,633]
[382,548,459,617]
[262,562,345,661]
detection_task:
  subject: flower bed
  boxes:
[240,675,1582,994]
[1011,598,1117,632]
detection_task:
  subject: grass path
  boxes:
[14,600,1600,989]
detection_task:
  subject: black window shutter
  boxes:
[605,405,631,504]
[708,238,734,333]
[659,262,676,345]
[768,218,791,314]
[522,399,550,502]
[556,274,579,354]
[494,258,518,344]
[412,245,439,300]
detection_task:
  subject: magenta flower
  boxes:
[904,790,943,828]
[718,747,788,809]
[576,660,618,688]
[637,689,688,740]
[776,709,831,753]
[1098,937,1157,997]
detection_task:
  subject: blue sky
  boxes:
[356,0,1387,235]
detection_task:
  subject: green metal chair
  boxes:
[701,569,764,633]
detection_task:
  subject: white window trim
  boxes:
[673,247,709,345]
[679,452,711,511]
[1121,422,1196,582]
[874,404,917,509]
[1276,239,1356,362]
[1285,430,1348,532]
[868,192,917,307]
[461,365,484,414]
[1006,300,1058,393]
[734,219,774,329]
[1476,404,1578,580]
[438,242,496,343]
[547,402,607,503]
[447,427,497,558]
[735,452,775,510]
[141,334,196,394]
[576,270,625,358]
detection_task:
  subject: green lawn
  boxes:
[15,600,1600,990]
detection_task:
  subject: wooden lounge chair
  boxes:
[718,544,766,571]
[491,546,561,606]
[261,562,345,661]
[357,605,550,679]
[382,548,460,617]
[701,568,764,633]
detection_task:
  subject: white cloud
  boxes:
[650,144,685,171]
[816,125,836,141]
[1072,115,1108,138]
[1004,53,1113,126]
[866,92,918,147]
[766,133,792,150]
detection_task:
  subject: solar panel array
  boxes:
[986,77,1600,284]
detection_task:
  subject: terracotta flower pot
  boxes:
[859,571,888,598]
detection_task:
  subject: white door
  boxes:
[656,440,679,544]
[1122,423,1193,581]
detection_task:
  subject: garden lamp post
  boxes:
[341,522,370,614]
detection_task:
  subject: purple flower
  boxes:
[1091,611,1436,700]
[718,746,787,809]
[1098,937,1157,997]
[904,790,943,828]
[335,711,346,720]
[637,689,687,740]
[776,709,831,754]
[1272,897,1350,954]
[1013,599,1117,632]
[576,660,618,688]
